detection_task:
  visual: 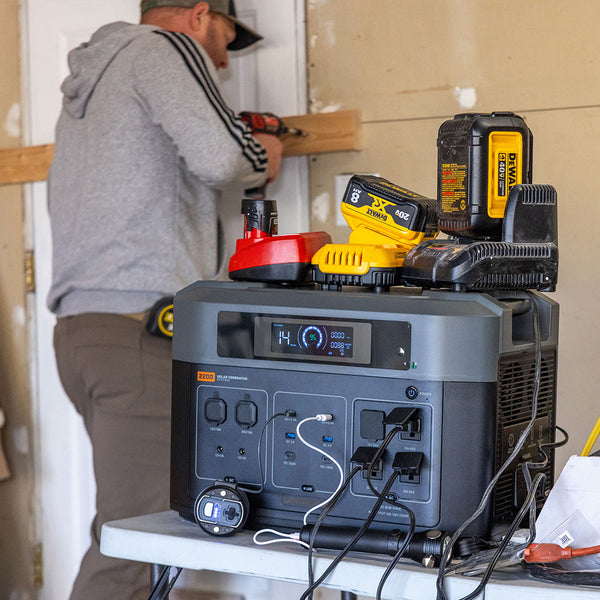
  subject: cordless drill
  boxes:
[240,111,304,138]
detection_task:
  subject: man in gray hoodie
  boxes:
[47,2,282,598]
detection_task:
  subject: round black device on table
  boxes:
[194,483,249,536]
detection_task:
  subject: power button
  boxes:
[405,386,419,400]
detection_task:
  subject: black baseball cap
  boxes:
[140,0,263,50]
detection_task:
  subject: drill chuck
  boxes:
[299,525,449,566]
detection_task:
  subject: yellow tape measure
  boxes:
[146,297,174,339]
[157,304,174,338]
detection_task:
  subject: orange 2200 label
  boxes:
[197,371,216,382]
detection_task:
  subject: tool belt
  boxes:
[146,296,174,339]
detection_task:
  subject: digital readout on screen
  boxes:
[253,317,372,364]
[272,322,354,358]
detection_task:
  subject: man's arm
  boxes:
[131,31,274,189]
[254,133,283,183]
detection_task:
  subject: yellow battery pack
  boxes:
[340,175,437,247]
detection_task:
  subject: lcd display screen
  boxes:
[254,317,372,364]
[272,322,354,358]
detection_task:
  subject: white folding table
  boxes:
[100,510,598,600]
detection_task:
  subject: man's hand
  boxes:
[254,133,283,183]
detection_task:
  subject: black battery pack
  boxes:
[437,112,533,239]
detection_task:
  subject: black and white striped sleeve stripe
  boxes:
[155,30,267,172]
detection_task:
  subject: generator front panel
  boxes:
[173,361,497,534]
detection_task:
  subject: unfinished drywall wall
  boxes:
[307,0,600,473]
[0,0,37,597]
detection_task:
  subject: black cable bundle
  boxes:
[299,470,400,600]
[435,291,545,600]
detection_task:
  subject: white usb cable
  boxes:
[252,413,343,548]
[295,415,344,525]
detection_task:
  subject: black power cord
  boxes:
[375,524,415,600]
[525,564,600,587]
[452,472,546,599]
[363,412,418,599]
[436,291,544,600]
[442,468,546,587]
[298,471,400,600]
[518,424,567,548]
[305,465,362,600]
[526,425,569,473]
[304,441,418,599]
[366,426,403,499]
[364,407,418,504]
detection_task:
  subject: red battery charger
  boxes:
[228,199,331,284]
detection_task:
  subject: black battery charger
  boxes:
[401,184,558,292]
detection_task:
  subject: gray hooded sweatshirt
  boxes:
[47,22,268,317]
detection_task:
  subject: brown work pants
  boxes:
[54,313,172,600]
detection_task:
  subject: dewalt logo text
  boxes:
[366,208,387,221]
[507,153,518,188]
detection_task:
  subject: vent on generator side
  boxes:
[493,349,557,524]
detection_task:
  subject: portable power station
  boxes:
[170,281,558,537]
